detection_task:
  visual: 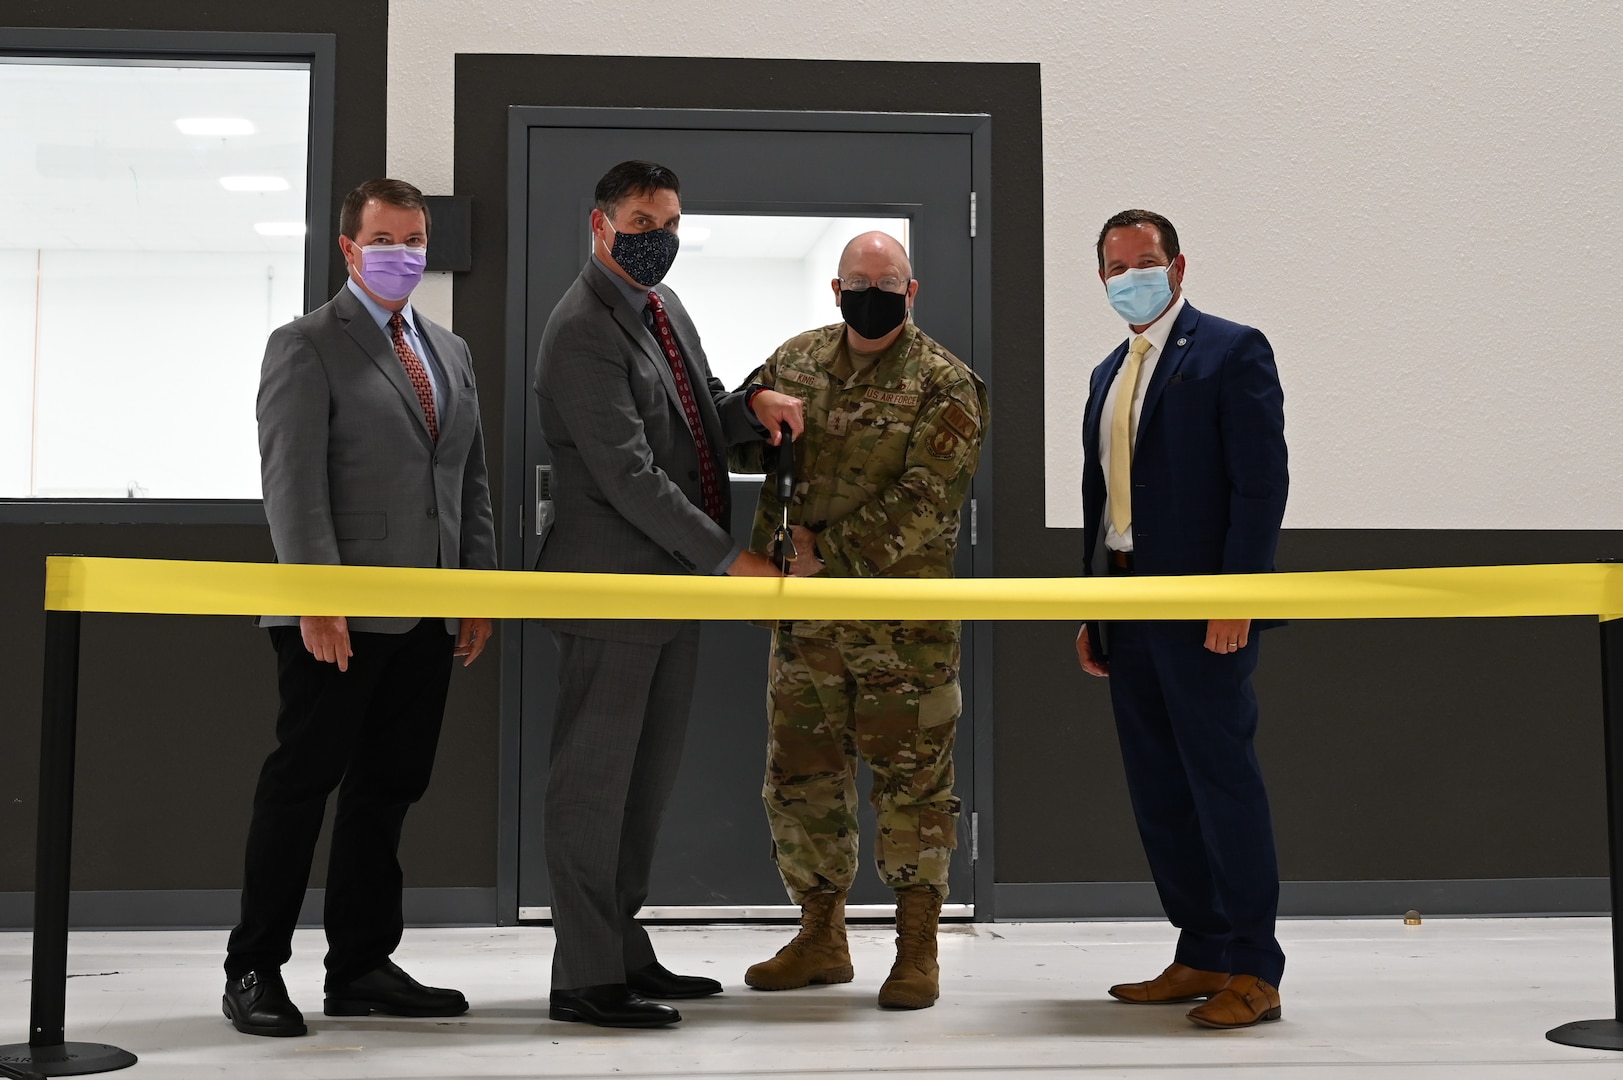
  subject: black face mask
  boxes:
[839,286,909,340]
[609,225,680,287]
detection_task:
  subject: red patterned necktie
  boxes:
[645,290,724,522]
[389,312,438,442]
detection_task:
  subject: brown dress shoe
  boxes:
[1186,974,1282,1028]
[1108,962,1229,1004]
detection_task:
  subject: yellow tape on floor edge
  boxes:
[40,556,1623,622]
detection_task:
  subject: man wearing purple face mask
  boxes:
[223,179,496,1038]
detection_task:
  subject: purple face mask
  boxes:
[357,243,427,301]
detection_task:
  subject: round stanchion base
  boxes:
[1548,1019,1623,1051]
[0,1042,137,1077]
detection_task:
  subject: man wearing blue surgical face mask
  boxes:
[1076,210,1289,1031]
[225,179,497,1039]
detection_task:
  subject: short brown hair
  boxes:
[339,178,431,240]
[1096,209,1179,270]
[594,160,681,218]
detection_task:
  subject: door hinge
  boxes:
[969,498,978,546]
[969,191,978,238]
[970,812,979,862]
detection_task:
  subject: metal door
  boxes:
[501,108,992,920]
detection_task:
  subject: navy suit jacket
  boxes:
[1081,302,1288,650]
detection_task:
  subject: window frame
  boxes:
[0,26,336,525]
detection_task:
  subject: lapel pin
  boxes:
[1176,337,1188,347]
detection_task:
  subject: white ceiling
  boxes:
[0,61,310,254]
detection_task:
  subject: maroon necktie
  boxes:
[388,312,438,442]
[645,291,724,522]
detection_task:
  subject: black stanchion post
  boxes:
[1549,615,1623,1051]
[0,609,136,1077]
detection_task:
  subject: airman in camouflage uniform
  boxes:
[735,232,987,1010]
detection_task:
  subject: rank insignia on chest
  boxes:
[827,411,850,437]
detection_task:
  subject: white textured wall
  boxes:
[388,0,1623,530]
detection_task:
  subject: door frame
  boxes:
[496,106,995,923]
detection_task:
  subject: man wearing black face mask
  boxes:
[734,231,987,1011]
[531,160,806,1028]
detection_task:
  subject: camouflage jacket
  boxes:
[735,321,988,640]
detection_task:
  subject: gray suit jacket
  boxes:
[532,261,762,643]
[257,285,498,633]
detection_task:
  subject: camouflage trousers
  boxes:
[763,623,961,904]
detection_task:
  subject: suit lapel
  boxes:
[336,288,435,445]
[1085,339,1130,448]
[1136,302,1201,436]
[419,316,461,436]
[585,265,684,414]
[659,293,725,448]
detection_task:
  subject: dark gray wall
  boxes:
[0,1,501,902]
[1002,531,1616,889]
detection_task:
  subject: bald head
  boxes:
[837,230,913,282]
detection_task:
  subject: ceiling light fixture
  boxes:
[176,118,256,136]
[221,176,290,192]
[254,222,306,237]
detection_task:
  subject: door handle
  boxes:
[535,464,554,537]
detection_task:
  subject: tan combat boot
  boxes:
[877,885,943,1009]
[744,889,854,990]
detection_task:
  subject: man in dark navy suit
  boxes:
[1076,209,1289,1029]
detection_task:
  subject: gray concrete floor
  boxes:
[4,918,1623,1078]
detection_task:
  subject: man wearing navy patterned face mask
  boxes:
[1077,209,1289,1030]
[530,160,806,1028]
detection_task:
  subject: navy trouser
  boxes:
[1106,617,1285,987]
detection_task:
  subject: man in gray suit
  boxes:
[223,179,497,1038]
[533,160,804,1028]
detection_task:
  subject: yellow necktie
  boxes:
[1108,335,1153,537]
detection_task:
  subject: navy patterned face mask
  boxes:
[606,220,680,287]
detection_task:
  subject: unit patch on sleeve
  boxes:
[940,401,977,439]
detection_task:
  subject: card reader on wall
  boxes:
[535,464,554,538]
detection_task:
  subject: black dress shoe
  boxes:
[223,970,307,1037]
[549,984,681,1028]
[627,960,723,999]
[324,959,469,1017]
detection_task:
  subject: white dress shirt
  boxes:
[1098,293,1187,552]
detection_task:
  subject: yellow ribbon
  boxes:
[41,556,1623,622]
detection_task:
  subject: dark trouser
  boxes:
[225,618,454,987]
[1106,618,1285,988]
[544,625,699,991]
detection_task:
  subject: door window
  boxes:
[660,214,909,392]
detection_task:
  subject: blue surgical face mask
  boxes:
[1105,262,1176,325]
